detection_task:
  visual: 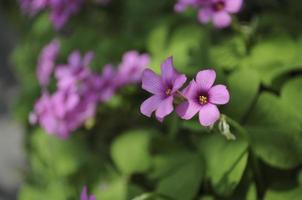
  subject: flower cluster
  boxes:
[81,186,96,200]
[175,0,243,28]
[140,57,230,126]
[19,0,83,30]
[30,40,150,138]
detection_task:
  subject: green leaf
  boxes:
[224,68,260,121]
[18,181,73,200]
[111,130,153,175]
[246,93,302,169]
[210,35,246,70]
[31,129,88,177]
[246,183,257,200]
[198,133,248,196]
[156,153,203,200]
[281,77,302,121]
[264,187,302,200]
[245,35,301,86]
[148,25,204,74]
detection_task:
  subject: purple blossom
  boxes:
[30,89,96,139]
[49,0,83,30]
[55,51,95,92]
[19,0,83,30]
[37,39,60,87]
[116,51,150,86]
[19,0,48,16]
[140,57,187,122]
[176,69,230,126]
[175,0,243,28]
[31,51,101,138]
[81,186,96,200]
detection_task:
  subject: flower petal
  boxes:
[140,95,162,117]
[196,69,216,91]
[225,0,243,13]
[208,84,230,105]
[198,8,213,24]
[213,11,232,28]
[142,69,163,94]
[172,74,187,92]
[155,96,174,121]
[89,195,96,200]
[181,80,199,99]
[199,104,220,126]
[80,187,88,200]
[161,56,175,83]
[176,101,200,120]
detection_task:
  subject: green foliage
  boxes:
[111,130,153,175]
[6,0,302,199]
[264,187,302,200]
[198,133,248,196]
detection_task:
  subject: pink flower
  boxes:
[140,57,187,122]
[175,0,243,28]
[81,186,96,200]
[116,50,150,86]
[31,51,101,139]
[176,69,230,126]
[37,39,60,87]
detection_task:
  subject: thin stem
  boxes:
[176,90,187,101]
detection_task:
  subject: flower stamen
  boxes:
[199,95,208,104]
[165,88,172,96]
[213,1,225,11]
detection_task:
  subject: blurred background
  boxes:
[1,0,302,200]
[0,4,23,199]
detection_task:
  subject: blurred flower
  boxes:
[31,51,101,138]
[177,69,230,126]
[37,39,60,87]
[116,50,150,86]
[140,57,187,122]
[49,0,83,30]
[19,0,83,30]
[174,0,196,12]
[81,186,96,200]
[19,0,48,16]
[175,0,243,28]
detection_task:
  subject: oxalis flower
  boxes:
[175,0,243,28]
[140,57,187,122]
[37,39,60,88]
[177,69,230,126]
[81,186,96,200]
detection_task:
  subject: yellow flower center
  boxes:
[165,88,172,96]
[199,95,208,105]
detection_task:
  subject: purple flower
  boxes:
[140,57,187,122]
[81,186,96,200]
[198,0,243,28]
[175,0,243,28]
[19,0,48,16]
[55,51,95,91]
[37,39,60,87]
[176,69,230,126]
[31,51,101,139]
[174,0,196,12]
[49,0,83,30]
[116,51,150,86]
[19,0,83,30]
